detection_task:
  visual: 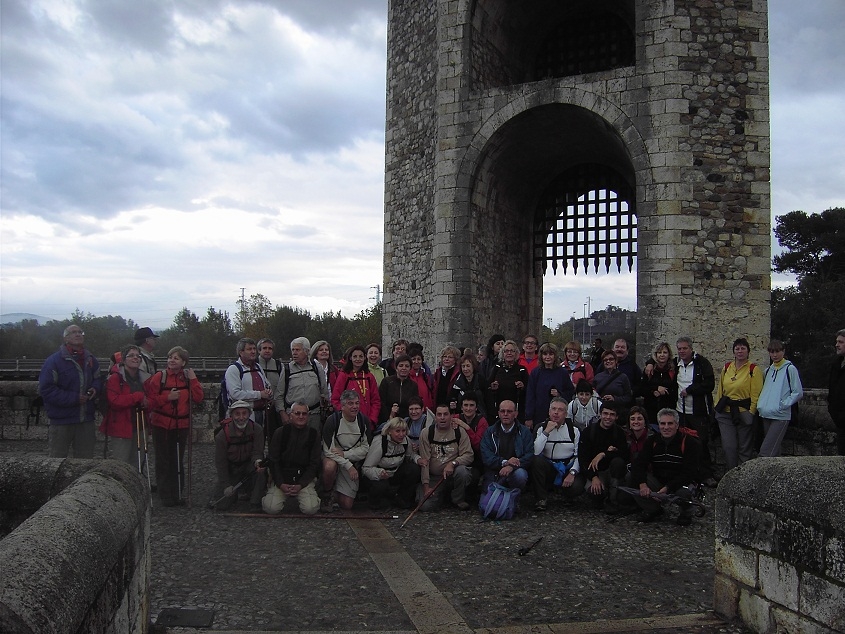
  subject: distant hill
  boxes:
[0,313,56,326]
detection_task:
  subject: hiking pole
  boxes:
[135,409,143,475]
[139,409,153,507]
[207,461,265,509]
[176,438,183,502]
[187,375,193,509]
[400,476,445,529]
[518,536,543,556]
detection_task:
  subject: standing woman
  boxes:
[714,337,763,470]
[332,345,381,428]
[146,346,204,507]
[639,342,678,427]
[562,341,594,387]
[433,345,462,411]
[525,343,573,430]
[449,353,487,416]
[479,334,505,386]
[593,351,633,420]
[407,344,434,411]
[310,340,340,394]
[485,340,529,424]
[366,343,387,386]
[756,339,803,457]
[100,344,150,466]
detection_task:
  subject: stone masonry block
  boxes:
[824,536,845,584]
[799,572,845,632]
[715,539,758,589]
[733,505,776,552]
[771,605,841,634]
[773,517,825,572]
[759,554,799,611]
[713,573,740,620]
[738,588,773,634]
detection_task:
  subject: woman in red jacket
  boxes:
[100,344,151,466]
[146,346,204,507]
[331,345,381,428]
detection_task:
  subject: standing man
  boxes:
[419,404,474,511]
[134,327,159,375]
[262,402,322,515]
[274,337,327,432]
[39,325,102,458]
[829,329,845,455]
[590,338,606,371]
[479,400,534,492]
[225,338,273,428]
[519,334,540,375]
[380,338,409,377]
[675,336,718,486]
[257,338,283,445]
[212,401,265,511]
[613,338,641,391]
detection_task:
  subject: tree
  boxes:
[771,208,845,387]
[236,293,274,338]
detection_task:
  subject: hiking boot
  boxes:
[635,508,663,523]
[320,497,334,514]
[455,501,471,511]
[534,499,547,512]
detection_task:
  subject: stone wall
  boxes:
[0,457,150,634]
[383,0,771,364]
[714,457,845,633]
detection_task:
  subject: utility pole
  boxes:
[238,287,246,334]
[371,284,381,304]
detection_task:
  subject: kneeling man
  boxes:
[262,402,322,515]
[530,397,585,511]
[213,400,265,510]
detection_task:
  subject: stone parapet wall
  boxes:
[714,457,845,633]
[0,457,150,634]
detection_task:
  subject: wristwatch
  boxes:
[451,461,458,467]
[569,470,577,476]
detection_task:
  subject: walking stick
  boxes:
[176,437,183,502]
[135,409,143,475]
[138,408,153,508]
[400,476,446,529]
[187,371,193,508]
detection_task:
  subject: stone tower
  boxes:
[383,0,771,363]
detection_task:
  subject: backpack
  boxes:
[281,360,325,408]
[785,363,800,420]
[217,361,271,420]
[325,411,369,450]
[427,425,462,446]
[479,482,521,520]
[381,434,408,460]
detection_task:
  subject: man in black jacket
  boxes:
[631,408,702,525]
[578,402,629,510]
[830,329,845,455]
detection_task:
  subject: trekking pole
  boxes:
[135,409,143,474]
[139,409,153,508]
[176,438,183,502]
[400,476,445,529]
[207,461,265,509]
[187,373,193,509]
[103,405,110,460]
[518,536,543,556]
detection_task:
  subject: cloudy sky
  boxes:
[1,0,843,332]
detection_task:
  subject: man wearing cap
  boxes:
[212,400,265,510]
[262,402,322,515]
[134,327,159,375]
[38,324,102,458]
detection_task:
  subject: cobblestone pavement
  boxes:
[2,440,752,633]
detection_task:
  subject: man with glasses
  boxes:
[519,335,540,374]
[480,400,534,492]
[38,324,102,458]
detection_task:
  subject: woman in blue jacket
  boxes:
[756,339,803,457]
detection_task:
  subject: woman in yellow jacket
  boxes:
[714,338,763,470]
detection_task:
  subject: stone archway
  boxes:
[384,0,771,364]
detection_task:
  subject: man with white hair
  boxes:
[274,336,328,432]
[38,324,102,458]
[212,400,265,511]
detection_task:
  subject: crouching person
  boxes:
[530,397,585,512]
[630,408,702,526]
[419,404,474,511]
[362,418,424,510]
[262,402,321,515]
[321,390,371,512]
[213,400,265,511]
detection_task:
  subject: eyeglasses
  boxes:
[67,330,85,336]
[523,341,537,346]
[124,353,141,358]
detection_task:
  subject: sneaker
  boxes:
[455,501,471,511]
[534,499,547,512]
[635,508,663,523]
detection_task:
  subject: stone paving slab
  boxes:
[1,440,752,633]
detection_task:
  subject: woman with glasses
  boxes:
[593,350,633,421]
[562,340,594,387]
[485,340,530,425]
[100,344,151,466]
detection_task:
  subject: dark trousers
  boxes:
[679,413,714,478]
[367,460,420,509]
[529,456,586,501]
[152,426,188,505]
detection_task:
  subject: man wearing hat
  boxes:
[134,327,159,376]
[212,400,265,510]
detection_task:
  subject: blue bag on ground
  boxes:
[479,482,520,519]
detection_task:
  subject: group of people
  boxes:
[36,325,845,521]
